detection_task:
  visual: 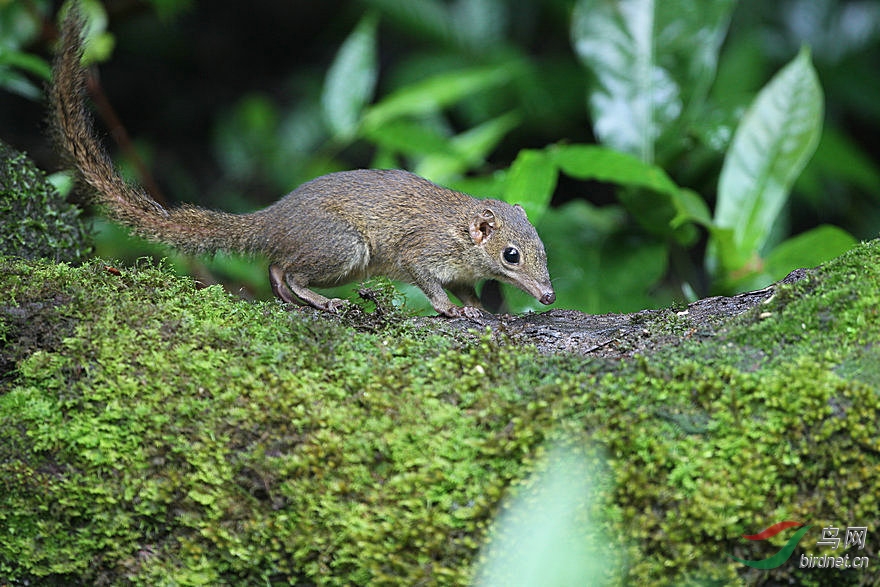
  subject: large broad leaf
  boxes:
[366,112,520,183]
[321,14,379,140]
[571,0,736,163]
[710,47,824,273]
[551,144,680,199]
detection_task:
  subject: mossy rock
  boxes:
[0,140,92,263]
[0,240,878,585]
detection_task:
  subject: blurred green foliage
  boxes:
[474,445,616,586]
[0,1,53,100]
[2,0,878,314]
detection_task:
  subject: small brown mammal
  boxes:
[50,13,555,317]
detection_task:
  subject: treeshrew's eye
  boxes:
[503,246,520,264]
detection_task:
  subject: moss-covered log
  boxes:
[0,141,92,264]
[1,240,878,585]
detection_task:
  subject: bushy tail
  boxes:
[50,12,263,256]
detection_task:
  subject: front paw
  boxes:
[461,306,484,319]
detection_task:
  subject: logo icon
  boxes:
[728,521,813,569]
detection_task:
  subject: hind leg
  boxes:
[269,264,299,304]
[269,263,348,312]
[267,220,370,312]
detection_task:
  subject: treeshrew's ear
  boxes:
[469,208,497,245]
[514,203,527,218]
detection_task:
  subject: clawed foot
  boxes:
[441,305,484,319]
[277,296,349,314]
[322,298,349,313]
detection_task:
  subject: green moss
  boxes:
[1,240,878,585]
[0,141,93,263]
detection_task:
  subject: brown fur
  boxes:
[50,13,555,317]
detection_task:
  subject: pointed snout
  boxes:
[518,279,556,306]
[505,274,555,307]
[539,290,556,305]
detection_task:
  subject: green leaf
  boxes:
[59,0,116,65]
[671,188,713,228]
[709,29,771,114]
[551,144,679,195]
[321,14,379,140]
[0,68,43,100]
[451,112,520,163]
[571,0,735,163]
[361,65,514,131]
[363,0,507,51]
[47,171,76,197]
[361,119,457,158]
[595,232,669,310]
[549,144,711,238]
[503,150,557,223]
[370,147,400,170]
[711,47,824,273]
[415,112,520,181]
[764,225,856,281]
[0,48,51,80]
